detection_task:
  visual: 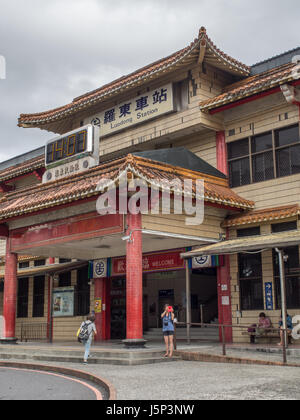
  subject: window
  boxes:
[32,276,45,318]
[34,259,46,267]
[275,125,300,177]
[59,272,71,288]
[237,227,264,311]
[19,261,29,269]
[272,221,300,309]
[228,139,251,188]
[228,124,300,187]
[251,133,274,183]
[17,278,29,318]
[272,221,297,234]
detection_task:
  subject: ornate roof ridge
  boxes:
[18,27,249,129]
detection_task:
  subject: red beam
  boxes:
[10,212,124,252]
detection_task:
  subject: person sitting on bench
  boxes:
[256,313,272,337]
[248,313,272,343]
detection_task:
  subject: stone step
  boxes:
[0,352,180,366]
[0,348,167,360]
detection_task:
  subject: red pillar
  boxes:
[94,277,109,341]
[217,254,233,343]
[2,238,18,342]
[216,131,228,176]
[123,212,145,348]
[47,258,55,342]
[216,131,233,342]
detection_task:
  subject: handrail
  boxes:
[173,321,289,364]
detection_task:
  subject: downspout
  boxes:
[275,248,288,349]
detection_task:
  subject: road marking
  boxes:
[0,367,103,400]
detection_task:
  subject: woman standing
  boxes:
[161,304,175,358]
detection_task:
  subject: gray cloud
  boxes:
[0,0,299,161]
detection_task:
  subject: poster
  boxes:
[53,287,75,317]
[95,299,102,314]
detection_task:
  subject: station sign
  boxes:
[86,83,174,137]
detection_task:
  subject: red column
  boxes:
[217,255,233,343]
[216,131,228,176]
[2,238,18,342]
[123,212,145,347]
[94,277,109,341]
[47,258,55,342]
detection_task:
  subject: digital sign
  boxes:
[46,129,88,164]
[43,124,100,183]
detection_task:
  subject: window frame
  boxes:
[32,275,45,318]
[237,227,264,311]
[227,123,300,188]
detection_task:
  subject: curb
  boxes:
[174,351,300,368]
[0,360,117,400]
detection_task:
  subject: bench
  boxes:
[242,330,292,344]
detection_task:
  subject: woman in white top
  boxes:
[80,315,97,364]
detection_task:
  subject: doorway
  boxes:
[110,277,126,340]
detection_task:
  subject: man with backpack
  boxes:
[78,315,97,364]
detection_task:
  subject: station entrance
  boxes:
[108,266,218,340]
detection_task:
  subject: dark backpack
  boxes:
[78,321,91,343]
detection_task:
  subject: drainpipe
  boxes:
[275,248,288,349]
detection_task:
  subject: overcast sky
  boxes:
[0,0,299,162]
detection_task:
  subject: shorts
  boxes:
[163,331,174,337]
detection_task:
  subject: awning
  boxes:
[181,229,300,259]
[0,260,88,280]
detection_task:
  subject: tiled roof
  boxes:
[222,204,300,228]
[0,153,254,221]
[18,27,249,130]
[0,155,44,183]
[200,61,300,112]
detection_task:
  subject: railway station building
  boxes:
[0,27,300,345]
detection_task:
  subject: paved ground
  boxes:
[2,357,300,400]
[2,341,300,400]
[0,367,105,400]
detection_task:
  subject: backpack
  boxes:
[78,321,91,344]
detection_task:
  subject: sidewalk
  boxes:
[1,339,300,366]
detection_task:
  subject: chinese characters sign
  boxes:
[111,249,185,276]
[86,84,174,137]
[265,282,274,310]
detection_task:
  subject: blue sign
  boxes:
[265,282,273,310]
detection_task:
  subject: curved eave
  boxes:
[18,27,249,131]
[0,155,254,222]
[200,67,300,113]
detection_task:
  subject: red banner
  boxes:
[111,249,185,277]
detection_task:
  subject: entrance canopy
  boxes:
[181,229,300,258]
[0,260,88,280]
